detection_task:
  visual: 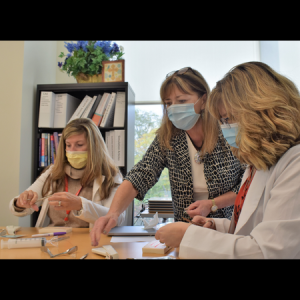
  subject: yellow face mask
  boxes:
[66,151,88,169]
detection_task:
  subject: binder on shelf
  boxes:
[68,95,92,123]
[81,95,101,119]
[38,91,56,128]
[53,93,81,128]
[100,92,116,128]
[109,131,115,160]
[92,93,110,126]
[113,92,126,127]
[114,130,125,167]
[105,131,111,159]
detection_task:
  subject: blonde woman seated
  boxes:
[155,62,300,259]
[9,118,125,228]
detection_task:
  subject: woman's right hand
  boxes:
[90,212,120,246]
[15,190,39,212]
[192,215,216,230]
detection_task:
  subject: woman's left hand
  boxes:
[185,200,212,218]
[155,222,191,248]
[48,192,82,211]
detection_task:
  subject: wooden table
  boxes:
[0,227,179,259]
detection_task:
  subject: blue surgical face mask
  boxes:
[221,123,239,148]
[167,98,201,131]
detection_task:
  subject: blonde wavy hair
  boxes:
[42,118,121,199]
[156,67,219,155]
[207,61,300,170]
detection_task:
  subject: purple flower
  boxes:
[94,40,112,56]
[64,42,76,53]
[58,62,63,68]
[76,41,88,52]
[111,42,119,53]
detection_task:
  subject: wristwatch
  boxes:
[211,199,218,213]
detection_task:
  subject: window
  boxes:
[133,104,173,225]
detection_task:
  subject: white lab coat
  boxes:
[9,165,125,228]
[179,144,300,259]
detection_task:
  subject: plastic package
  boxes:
[1,237,58,249]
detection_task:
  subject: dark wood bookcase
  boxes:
[32,82,135,226]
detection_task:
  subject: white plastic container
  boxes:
[1,238,46,249]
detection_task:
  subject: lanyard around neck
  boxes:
[64,175,83,196]
[64,175,83,221]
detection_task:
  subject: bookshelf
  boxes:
[32,82,135,226]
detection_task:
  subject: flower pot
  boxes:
[75,73,102,83]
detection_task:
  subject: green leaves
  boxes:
[58,41,124,79]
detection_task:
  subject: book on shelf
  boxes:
[39,138,41,167]
[113,91,126,127]
[105,130,125,167]
[39,132,61,167]
[92,93,110,126]
[53,93,81,128]
[38,91,56,128]
[81,95,101,119]
[114,130,125,166]
[100,92,117,128]
[58,133,62,145]
[50,134,55,164]
[68,95,92,123]
[53,132,59,154]
[44,134,48,166]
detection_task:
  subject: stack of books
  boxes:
[148,197,173,213]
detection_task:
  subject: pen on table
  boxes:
[32,232,67,237]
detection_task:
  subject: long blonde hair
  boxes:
[43,118,121,199]
[207,61,300,170]
[156,67,219,155]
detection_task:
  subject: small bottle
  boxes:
[1,238,46,249]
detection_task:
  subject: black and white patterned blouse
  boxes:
[125,128,246,222]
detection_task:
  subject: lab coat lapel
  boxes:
[92,176,104,202]
[234,168,269,234]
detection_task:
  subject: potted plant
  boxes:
[58,40,124,83]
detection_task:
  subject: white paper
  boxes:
[142,212,159,229]
[110,236,156,243]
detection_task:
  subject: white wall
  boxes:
[278,41,300,90]
[115,41,260,102]
[0,41,57,226]
[0,41,25,226]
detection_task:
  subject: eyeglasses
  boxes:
[166,67,198,78]
[220,117,232,128]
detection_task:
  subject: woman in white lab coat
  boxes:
[9,118,125,228]
[155,61,300,259]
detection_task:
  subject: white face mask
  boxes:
[220,123,239,148]
[167,98,201,130]
[66,151,88,169]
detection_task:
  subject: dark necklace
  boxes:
[187,134,204,164]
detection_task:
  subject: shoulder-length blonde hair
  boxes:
[207,61,300,170]
[43,118,121,199]
[156,67,219,155]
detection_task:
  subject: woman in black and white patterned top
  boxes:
[91,67,245,246]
